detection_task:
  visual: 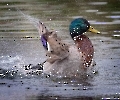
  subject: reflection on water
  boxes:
[0,0,120,100]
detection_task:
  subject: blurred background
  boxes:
[0,0,120,100]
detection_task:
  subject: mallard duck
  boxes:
[37,18,100,77]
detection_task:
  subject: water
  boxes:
[0,0,120,100]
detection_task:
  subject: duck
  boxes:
[37,18,100,78]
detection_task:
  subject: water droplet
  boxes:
[73,38,76,41]
[58,82,61,84]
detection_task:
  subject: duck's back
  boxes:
[43,45,84,77]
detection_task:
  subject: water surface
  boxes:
[0,0,120,100]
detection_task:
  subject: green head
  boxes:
[69,18,100,39]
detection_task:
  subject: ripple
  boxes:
[90,20,120,25]
[111,11,120,14]
[96,12,108,14]
[106,15,120,19]
[89,2,107,5]
[114,30,120,33]
[85,10,98,13]
[70,16,83,19]
[112,34,120,37]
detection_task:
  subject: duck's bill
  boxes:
[88,26,100,34]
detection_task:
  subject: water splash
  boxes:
[17,9,40,32]
[0,55,26,79]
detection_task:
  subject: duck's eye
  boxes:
[92,28,93,29]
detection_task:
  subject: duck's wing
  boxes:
[37,21,51,51]
[37,21,49,35]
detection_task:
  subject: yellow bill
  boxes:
[88,26,100,34]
